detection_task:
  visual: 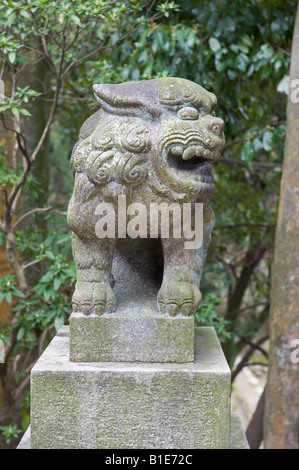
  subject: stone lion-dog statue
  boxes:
[67,77,225,317]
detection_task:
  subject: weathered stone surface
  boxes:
[230,413,250,449]
[69,303,194,362]
[30,326,231,449]
[17,426,31,449]
[18,414,250,449]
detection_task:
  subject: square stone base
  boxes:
[30,327,231,449]
[18,414,249,449]
[69,308,194,363]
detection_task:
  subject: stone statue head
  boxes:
[71,77,225,204]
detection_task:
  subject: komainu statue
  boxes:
[67,77,225,317]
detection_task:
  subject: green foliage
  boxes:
[0,157,23,188]
[11,228,75,347]
[0,424,22,445]
[0,86,40,117]
[0,275,25,304]
[195,293,232,342]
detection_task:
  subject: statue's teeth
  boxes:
[171,145,184,156]
[182,145,203,160]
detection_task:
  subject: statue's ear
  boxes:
[93,81,161,118]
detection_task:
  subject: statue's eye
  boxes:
[177,107,199,120]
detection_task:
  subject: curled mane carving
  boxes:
[71,116,151,187]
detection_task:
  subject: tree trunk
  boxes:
[22,59,51,234]
[246,388,265,449]
[264,1,299,449]
[222,241,267,367]
[0,71,19,328]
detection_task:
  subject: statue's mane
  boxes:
[71,114,151,187]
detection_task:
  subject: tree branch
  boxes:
[12,207,52,231]
[214,223,275,230]
[61,10,163,80]
[231,335,268,382]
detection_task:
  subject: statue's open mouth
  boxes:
[167,144,215,184]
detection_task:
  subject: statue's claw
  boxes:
[72,282,116,315]
[157,281,202,317]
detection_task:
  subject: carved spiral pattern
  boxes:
[86,150,114,185]
[119,153,147,185]
[118,124,150,153]
[80,119,151,186]
[91,120,117,149]
[72,139,92,172]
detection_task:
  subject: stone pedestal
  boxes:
[18,413,249,449]
[29,326,231,449]
[70,311,194,363]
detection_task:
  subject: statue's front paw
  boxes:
[72,283,116,315]
[157,281,202,317]
[72,284,93,315]
[93,284,116,315]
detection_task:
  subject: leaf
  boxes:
[252,137,263,152]
[53,277,61,291]
[17,327,25,341]
[263,130,274,151]
[241,141,255,163]
[131,68,140,80]
[70,14,81,26]
[20,10,30,20]
[156,30,165,49]
[236,53,249,72]
[21,410,30,431]
[18,108,31,116]
[11,107,19,116]
[44,287,54,301]
[215,58,226,72]
[13,288,25,298]
[208,37,221,52]
[6,12,16,27]
[96,27,104,40]
[186,31,196,48]
[227,69,236,80]
[45,250,55,260]
[54,315,64,332]
[277,75,289,95]
[230,44,239,53]
[8,52,16,64]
